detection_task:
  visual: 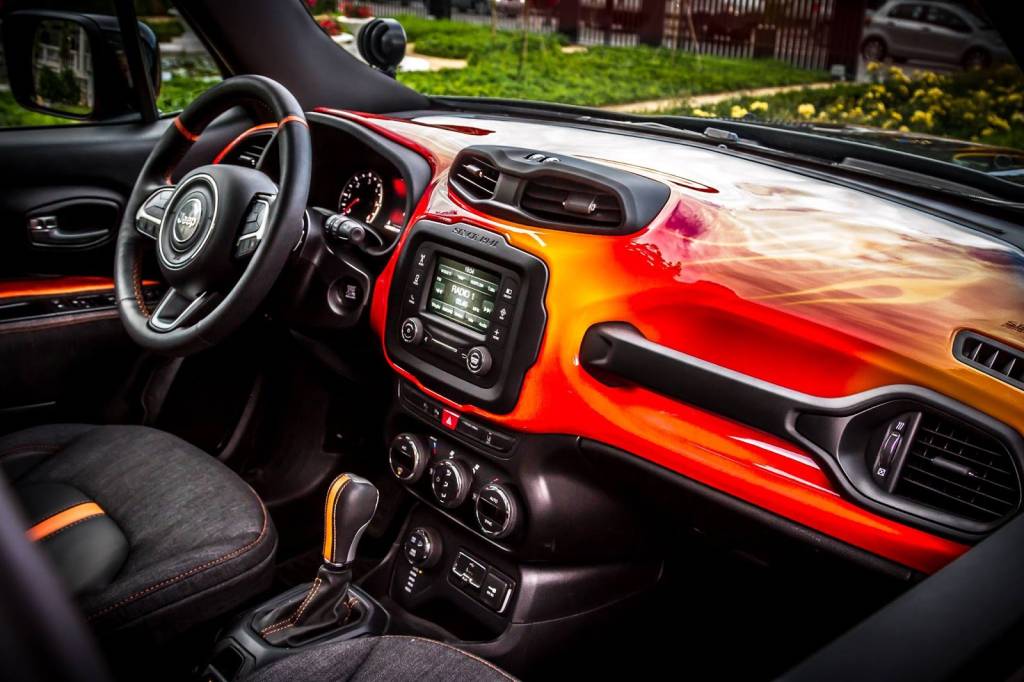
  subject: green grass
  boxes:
[392,14,825,107]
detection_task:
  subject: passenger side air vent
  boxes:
[451,155,500,201]
[520,177,623,229]
[446,146,670,235]
[894,411,1021,523]
[954,330,1024,391]
[221,130,275,168]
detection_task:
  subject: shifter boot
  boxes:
[254,565,358,647]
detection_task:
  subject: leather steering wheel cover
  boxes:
[114,75,311,355]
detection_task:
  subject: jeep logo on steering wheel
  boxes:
[173,197,203,243]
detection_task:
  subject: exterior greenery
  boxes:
[663,63,1024,149]
[394,15,826,107]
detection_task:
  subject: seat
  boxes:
[243,636,516,682]
[0,423,277,642]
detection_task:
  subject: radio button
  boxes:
[401,317,424,345]
[466,346,492,376]
[487,326,507,347]
[499,279,518,305]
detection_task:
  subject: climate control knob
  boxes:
[431,459,471,508]
[401,317,424,345]
[389,433,427,482]
[475,482,520,540]
[404,527,441,568]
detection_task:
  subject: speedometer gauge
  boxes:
[338,171,385,224]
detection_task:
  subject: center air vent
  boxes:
[446,146,670,235]
[451,155,499,200]
[221,130,275,168]
[894,411,1021,523]
[520,177,623,228]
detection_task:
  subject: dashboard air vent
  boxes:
[895,411,1020,523]
[954,330,1024,391]
[520,177,623,229]
[222,130,275,168]
[451,155,500,200]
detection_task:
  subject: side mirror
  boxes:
[2,11,160,121]
[356,18,406,78]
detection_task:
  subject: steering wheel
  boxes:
[114,75,311,355]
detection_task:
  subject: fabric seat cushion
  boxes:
[0,424,277,641]
[245,635,516,682]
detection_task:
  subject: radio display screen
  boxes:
[428,256,501,333]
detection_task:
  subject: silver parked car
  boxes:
[861,1,1012,69]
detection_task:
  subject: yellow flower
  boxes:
[898,125,909,132]
[981,127,994,137]
[730,105,749,118]
[963,112,975,121]
[1012,112,1024,124]
[890,111,903,122]
[876,102,886,112]
[888,66,908,82]
[1008,93,1023,103]
[912,89,925,99]
[691,108,714,118]
[848,106,863,118]
[910,110,934,127]
[926,87,943,99]
[797,103,816,118]
[866,61,881,73]
[987,114,1011,131]
[749,100,768,112]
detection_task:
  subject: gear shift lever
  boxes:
[254,473,378,646]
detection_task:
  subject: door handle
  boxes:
[28,215,111,247]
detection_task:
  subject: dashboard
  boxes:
[218,110,1024,640]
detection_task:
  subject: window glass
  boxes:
[888,4,924,21]
[926,7,969,33]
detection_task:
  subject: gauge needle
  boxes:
[344,198,360,212]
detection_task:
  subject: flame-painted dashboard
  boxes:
[225,109,1024,576]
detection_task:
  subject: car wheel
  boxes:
[963,47,991,71]
[861,36,886,62]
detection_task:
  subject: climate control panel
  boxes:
[388,427,523,543]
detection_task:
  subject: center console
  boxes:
[385,219,548,413]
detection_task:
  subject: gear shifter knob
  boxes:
[322,473,379,568]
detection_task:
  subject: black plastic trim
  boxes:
[783,512,1024,682]
[953,329,1024,393]
[579,322,1024,541]
[448,145,670,235]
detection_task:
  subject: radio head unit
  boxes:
[385,220,548,413]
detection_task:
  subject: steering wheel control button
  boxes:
[389,433,427,482]
[401,317,424,345]
[466,346,492,376]
[404,527,441,568]
[475,483,519,539]
[431,459,471,508]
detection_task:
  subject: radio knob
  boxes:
[475,483,520,540]
[431,459,471,508]
[466,346,492,376]
[389,433,427,482]
[401,317,424,345]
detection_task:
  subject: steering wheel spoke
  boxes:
[134,186,176,240]
[234,193,276,259]
[149,287,215,332]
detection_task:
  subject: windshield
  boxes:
[312,0,1023,185]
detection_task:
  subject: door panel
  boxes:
[0,112,250,433]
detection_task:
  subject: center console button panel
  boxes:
[385,220,548,414]
[404,527,442,568]
[399,381,517,457]
[431,459,472,508]
[450,550,515,614]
